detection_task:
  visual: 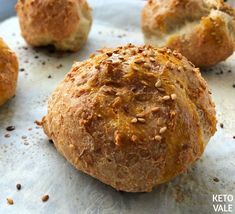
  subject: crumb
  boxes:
[48,75,52,79]
[41,195,49,202]
[220,123,224,128]
[34,55,39,59]
[232,84,235,88]
[228,70,231,73]
[20,68,25,72]
[213,177,219,182]
[22,136,27,139]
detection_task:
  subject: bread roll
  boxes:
[0,38,19,106]
[41,44,216,192]
[16,0,92,52]
[141,0,235,67]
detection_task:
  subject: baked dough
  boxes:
[41,44,216,192]
[141,0,235,67]
[16,0,92,52]
[0,38,19,106]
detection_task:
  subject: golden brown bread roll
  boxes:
[41,44,216,192]
[141,0,235,68]
[0,38,19,106]
[16,0,92,52]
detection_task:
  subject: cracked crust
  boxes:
[16,0,92,51]
[41,44,216,192]
[141,0,235,67]
[0,38,19,106]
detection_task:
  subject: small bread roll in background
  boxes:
[0,38,19,106]
[16,0,92,52]
[141,0,235,67]
[41,44,216,192]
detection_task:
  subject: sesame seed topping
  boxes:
[131,118,138,123]
[143,63,151,69]
[154,135,162,141]
[160,126,167,134]
[171,94,177,100]
[118,56,125,60]
[162,95,170,100]
[106,52,112,57]
[69,144,74,148]
[150,57,155,62]
[157,88,165,92]
[134,59,145,64]
[155,80,162,88]
[131,135,138,142]
[137,118,146,123]
[166,49,172,54]
[141,80,149,86]
[151,107,160,112]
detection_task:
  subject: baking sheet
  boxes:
[0,0,235,213]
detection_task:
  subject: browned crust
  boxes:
[41,44,216,192]
[0,38,19,106]
[16,0,92,51]
[141,0,235,67]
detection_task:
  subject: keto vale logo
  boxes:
[212,194,233,213]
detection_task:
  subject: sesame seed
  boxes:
[141,80,149,86]
[41,195,49,202]
[171,94,177,100]
[69,144,74,148]
[166,49,172,54]
[106,52,112,57]
[154,135,162,141]
[155,80,162,88]
[150,57,155,62]
[131,118,138,123]
[16,184,21,190]
[159,127,167,134]
[143,63,151,69]
[151,107,160,112]
[134,59,145,64]
[118,56,125,60]
[137,118,146,123]
[162,95,170,100]
[131,135,138,142]
[7,198,14,205]
[157,88,165,92]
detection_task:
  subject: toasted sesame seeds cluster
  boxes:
[42,44,216,192]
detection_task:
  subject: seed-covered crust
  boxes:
[16,0,92,51]
[0,38,19,106]
[41,44,216,192]
[141,0,235,68]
